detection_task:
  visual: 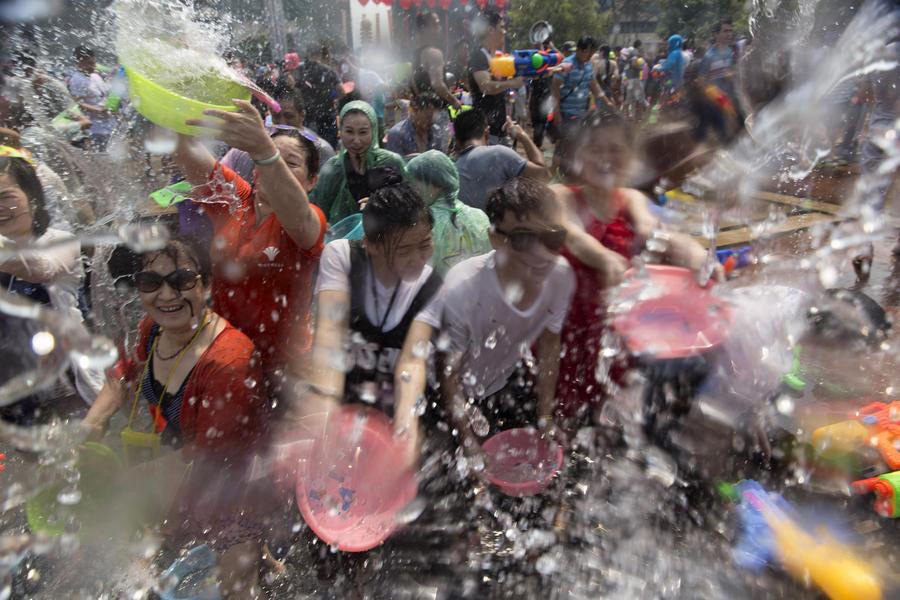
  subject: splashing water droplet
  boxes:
[56,487,82,506]
[484,331,498,350]
[31,331,55,356]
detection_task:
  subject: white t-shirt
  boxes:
[67,71,114,136]
[439,251,575,398]
[315,239,443,330]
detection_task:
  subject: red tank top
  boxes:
[561,185,636,318]
[556,185,637,418]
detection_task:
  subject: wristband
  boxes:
[253,149,281,166]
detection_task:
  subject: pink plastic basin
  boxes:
[296,406,417,553]
[482,428,564,497]
[613,265,731,359]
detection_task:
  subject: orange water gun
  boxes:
[812,401,900,471]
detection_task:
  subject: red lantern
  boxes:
[475,0,488,8]
[494,0,506,7]
[398,0,411,8]
[381,0,392,4]
[439,0,452,8]
[425,0,436,7]
[412,0,422,6]
[358,0,368,5]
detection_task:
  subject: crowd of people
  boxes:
[0,2,897,598]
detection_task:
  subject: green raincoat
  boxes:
[310,100,406,225]
[406,150,492,276]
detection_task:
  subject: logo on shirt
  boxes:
[262,246,280,262]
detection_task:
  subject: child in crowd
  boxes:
[406,149,491,276]
[552,107,721,426]
[398,177,575,462]
[304,171,442,463]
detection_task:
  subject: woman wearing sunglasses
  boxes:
[0,146,102,422]
[173,98,326,380]
[551,108,721,427]
[83,236,266,598]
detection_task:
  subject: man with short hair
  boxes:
[385,93,448,156]
[453,109,548,210]
[67,45,114,150]
[467,7,525,143]
[699,21,736,93]
[552,36,607,126]
[393,177,575,461]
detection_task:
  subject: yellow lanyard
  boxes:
[126,311,211,431]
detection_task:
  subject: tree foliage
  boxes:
[507,0,613,49]
[655,0,749,43]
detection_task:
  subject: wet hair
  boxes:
[411,92,443,111]
[453,108,488,144]
[478,7,504,33]
[577,36,597,51]
[600,45,611,56]
[416,11,440,31]
[271,129,320,177]
[362,169,434,247]
[73,45,94,61]
[805,289,891,348]
[633,40,642,49]
[556,106,633,179]
[0,157,50,238]
[108,235,213,289]
[485,177,553,226]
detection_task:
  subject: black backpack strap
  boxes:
[347,240,376,335]
[405,270,443,322]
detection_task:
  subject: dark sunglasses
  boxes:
[132,269,200,294]
[494,226,567,253]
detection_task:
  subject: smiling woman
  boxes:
[83,235,269,596]
[85,236,264,455]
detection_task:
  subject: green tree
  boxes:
[507,0,613,49]
[655,0,749,43]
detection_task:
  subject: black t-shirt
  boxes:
[344,154,371,202]
[468,47,506,137]
[296,61,341,122]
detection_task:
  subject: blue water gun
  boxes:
[489,50,564,79]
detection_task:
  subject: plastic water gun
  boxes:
[150,180,192,208]
[106,66,127,112]
[812,401,900,471]
[729,480,881,600]
[853,471,900,517]
[489,50,563,79]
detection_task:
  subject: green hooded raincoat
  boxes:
[310,100,406,225]
[406,150,492,276]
